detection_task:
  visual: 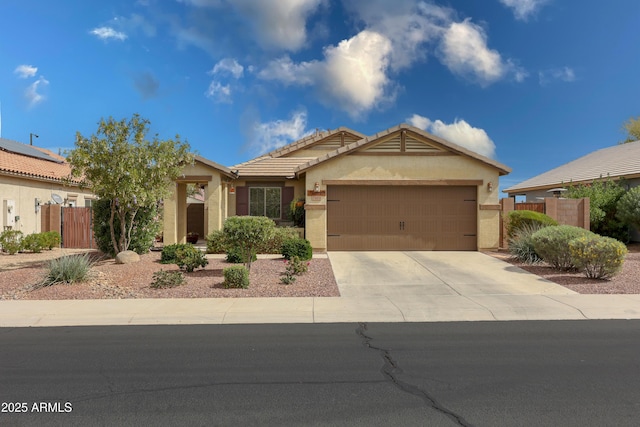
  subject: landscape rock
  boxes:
[115,250,140,264]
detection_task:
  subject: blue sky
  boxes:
[1,0,639,193]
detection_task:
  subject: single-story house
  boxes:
[164,123,511,251]
[504,140,640,200]
[0,138,95,235]
[504,140,640,241]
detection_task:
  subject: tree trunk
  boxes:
[109,202,119,256]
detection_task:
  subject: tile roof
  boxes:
[0,139,80,183]
[262,127,366,158]
[504,140,640,193]
[231,156,317,178]
[194,155,236,178]
[293,123,512,176]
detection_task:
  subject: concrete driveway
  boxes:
[328,251,575,298]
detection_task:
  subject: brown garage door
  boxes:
[327,186,477,251]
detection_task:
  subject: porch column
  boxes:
[205,176,222,234]
[176,183,187,244]
[163,184,178,245]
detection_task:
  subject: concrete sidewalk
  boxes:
[2,294,640,327]
[2,251,640,327]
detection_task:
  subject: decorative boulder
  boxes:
[115,250,140,264]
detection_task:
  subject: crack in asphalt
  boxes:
[356,322,472,427]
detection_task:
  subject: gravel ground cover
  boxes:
[490,243,640,294]
[0,249,339,300]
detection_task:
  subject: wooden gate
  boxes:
[61,207,96,249]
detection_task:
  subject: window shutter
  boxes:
[236,186,249,216]
[281,186,294,220]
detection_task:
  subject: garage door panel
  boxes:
[327,185,477,251]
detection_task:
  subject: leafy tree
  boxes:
[566,177,628,241]
[92,198,160,256]
[222,216,275,271]
[67,114,193,255]
[616,186,640,231]
[621,116,640,143]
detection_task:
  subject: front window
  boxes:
[249,187,281,219]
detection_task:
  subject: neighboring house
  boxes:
[504,140,640,200]
[0,138,95,235]
[164,124,511,251]
[504,140,640,241]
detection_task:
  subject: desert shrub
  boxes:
[223,265,249,289]
[225,247,257,264]
[150,270,185,288]
[161,243,190,264]
[206,229,228,254]
[257,227,300,254]
[174,245,208,272]
[42,231,61,250]
[223,216,275,271]
[507,222,546,264]
[39,253,95,287]
[616,186,640,233]
[280,256,310,285]
[93,198,160,257]
[21,233,45,253]
[506,210,558,239]
[531,225,594,270]
[281,238,313,260]
[566,177,628,241]
[0,230,23,255]
[568,235,627,279]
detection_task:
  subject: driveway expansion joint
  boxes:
[356,322,472,426]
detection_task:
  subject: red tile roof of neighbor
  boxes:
[0,139,80,184]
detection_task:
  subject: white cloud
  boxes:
[499,0,549,21]
[247,110,311,155]
[14,65,38,79]
[538,66,575,86]
[205,81,232,102]
[90,26,128,41]
[211,58,244,79]
[407,114,496,158]
[25,76,50,108]
[439,19,509,86]
[259,30,393,119]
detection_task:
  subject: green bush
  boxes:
[21,233,46,253]
[531,225,594,270]
[223,265,249,289]
[42,231,61,250]
[281,256,310,285]
[150,270,185,288]
[567,177,628,241]
[223,216,275,271]
[506,210,557,239]
[161,243,189,264]
[281,238,313,260]
[0,230,23,255]
[206,229,227,254]
[616,186,640,232]
[225,247,257,264]
[39,253,95,287]
[257,227,300,253]
[93,198,160,257]
[174,245,208,272]
[507,222,546,264]
[568,235,627,279]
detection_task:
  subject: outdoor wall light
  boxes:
[487,182,494,192]
[35,198,41,213]
[314,182,320,192]
[229,184,235,195]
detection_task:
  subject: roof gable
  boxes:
[504,140,640,193]
[264,127,366,158]
[294,124,511,176]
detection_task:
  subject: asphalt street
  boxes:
[2,320,640,426]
